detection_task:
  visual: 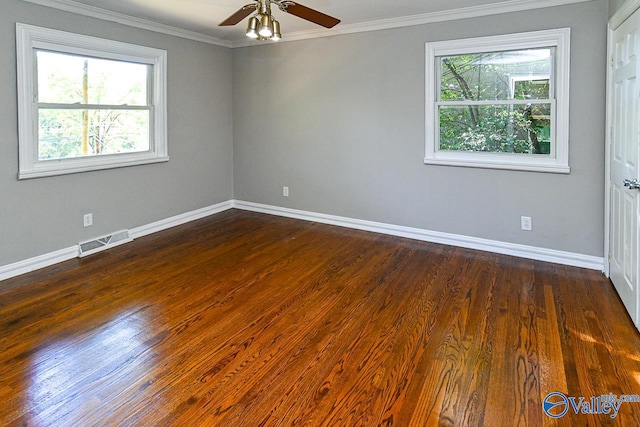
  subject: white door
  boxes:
[610,8,640,329]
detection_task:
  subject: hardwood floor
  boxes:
[1,209,639,426]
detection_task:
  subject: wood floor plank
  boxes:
[1,209,639,426]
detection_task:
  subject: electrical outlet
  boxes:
[83,213,93,228]
[521,216,532,231]
[283,186,289,197]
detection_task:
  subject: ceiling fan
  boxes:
[219,0,340,41]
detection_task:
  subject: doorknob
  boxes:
[624,178,640,190]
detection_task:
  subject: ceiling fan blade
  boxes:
[281,2,340,28]
[219,4,257,26]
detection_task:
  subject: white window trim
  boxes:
[425,28,571,174]
[16,23,169,180]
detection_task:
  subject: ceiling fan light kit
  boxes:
[271,20,282,40]
[258,14,274,37]
[245,16,259,38]
[220,0,340,42]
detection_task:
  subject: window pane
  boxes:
[37,51,149,106]
[438,103,551,154]
[439,48,552,101]
[39,109,150,160]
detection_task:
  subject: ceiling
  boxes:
[27,0,586,45]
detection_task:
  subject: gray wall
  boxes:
[0,0,609,269]
[609,0,627,17]
[233,0,608,257]
[0,1,234,266]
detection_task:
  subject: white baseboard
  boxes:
[0,198,605,283]
[232,200,605,271]
[0,246,78,282]
[130,200,233,239]
[0,200,234,283]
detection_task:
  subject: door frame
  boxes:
[605,0,640,278]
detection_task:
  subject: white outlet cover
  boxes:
[84,213,93,227]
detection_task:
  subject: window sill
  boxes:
[18,155,170,180]
[424,155,570,174]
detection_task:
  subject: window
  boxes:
[425,28,570,173]
[16,24,168,179]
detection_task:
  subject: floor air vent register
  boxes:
[78,230,132,258]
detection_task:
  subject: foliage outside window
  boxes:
[16,24,168,179]
[425,29,570,173]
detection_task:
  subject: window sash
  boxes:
[435,101,555,155]
[435,99,552,107]
[38,103,153,110]
[38,108,152,160]
[35,48,154,107]
[436,48,556,103]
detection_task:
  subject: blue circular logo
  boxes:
[543,392,569,418]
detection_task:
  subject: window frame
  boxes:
[425,28,571,174]
[16,23,168,180]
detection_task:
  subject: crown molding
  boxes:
[232,0,594,47]
[22,0,594,49]
[20,0,233,47]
